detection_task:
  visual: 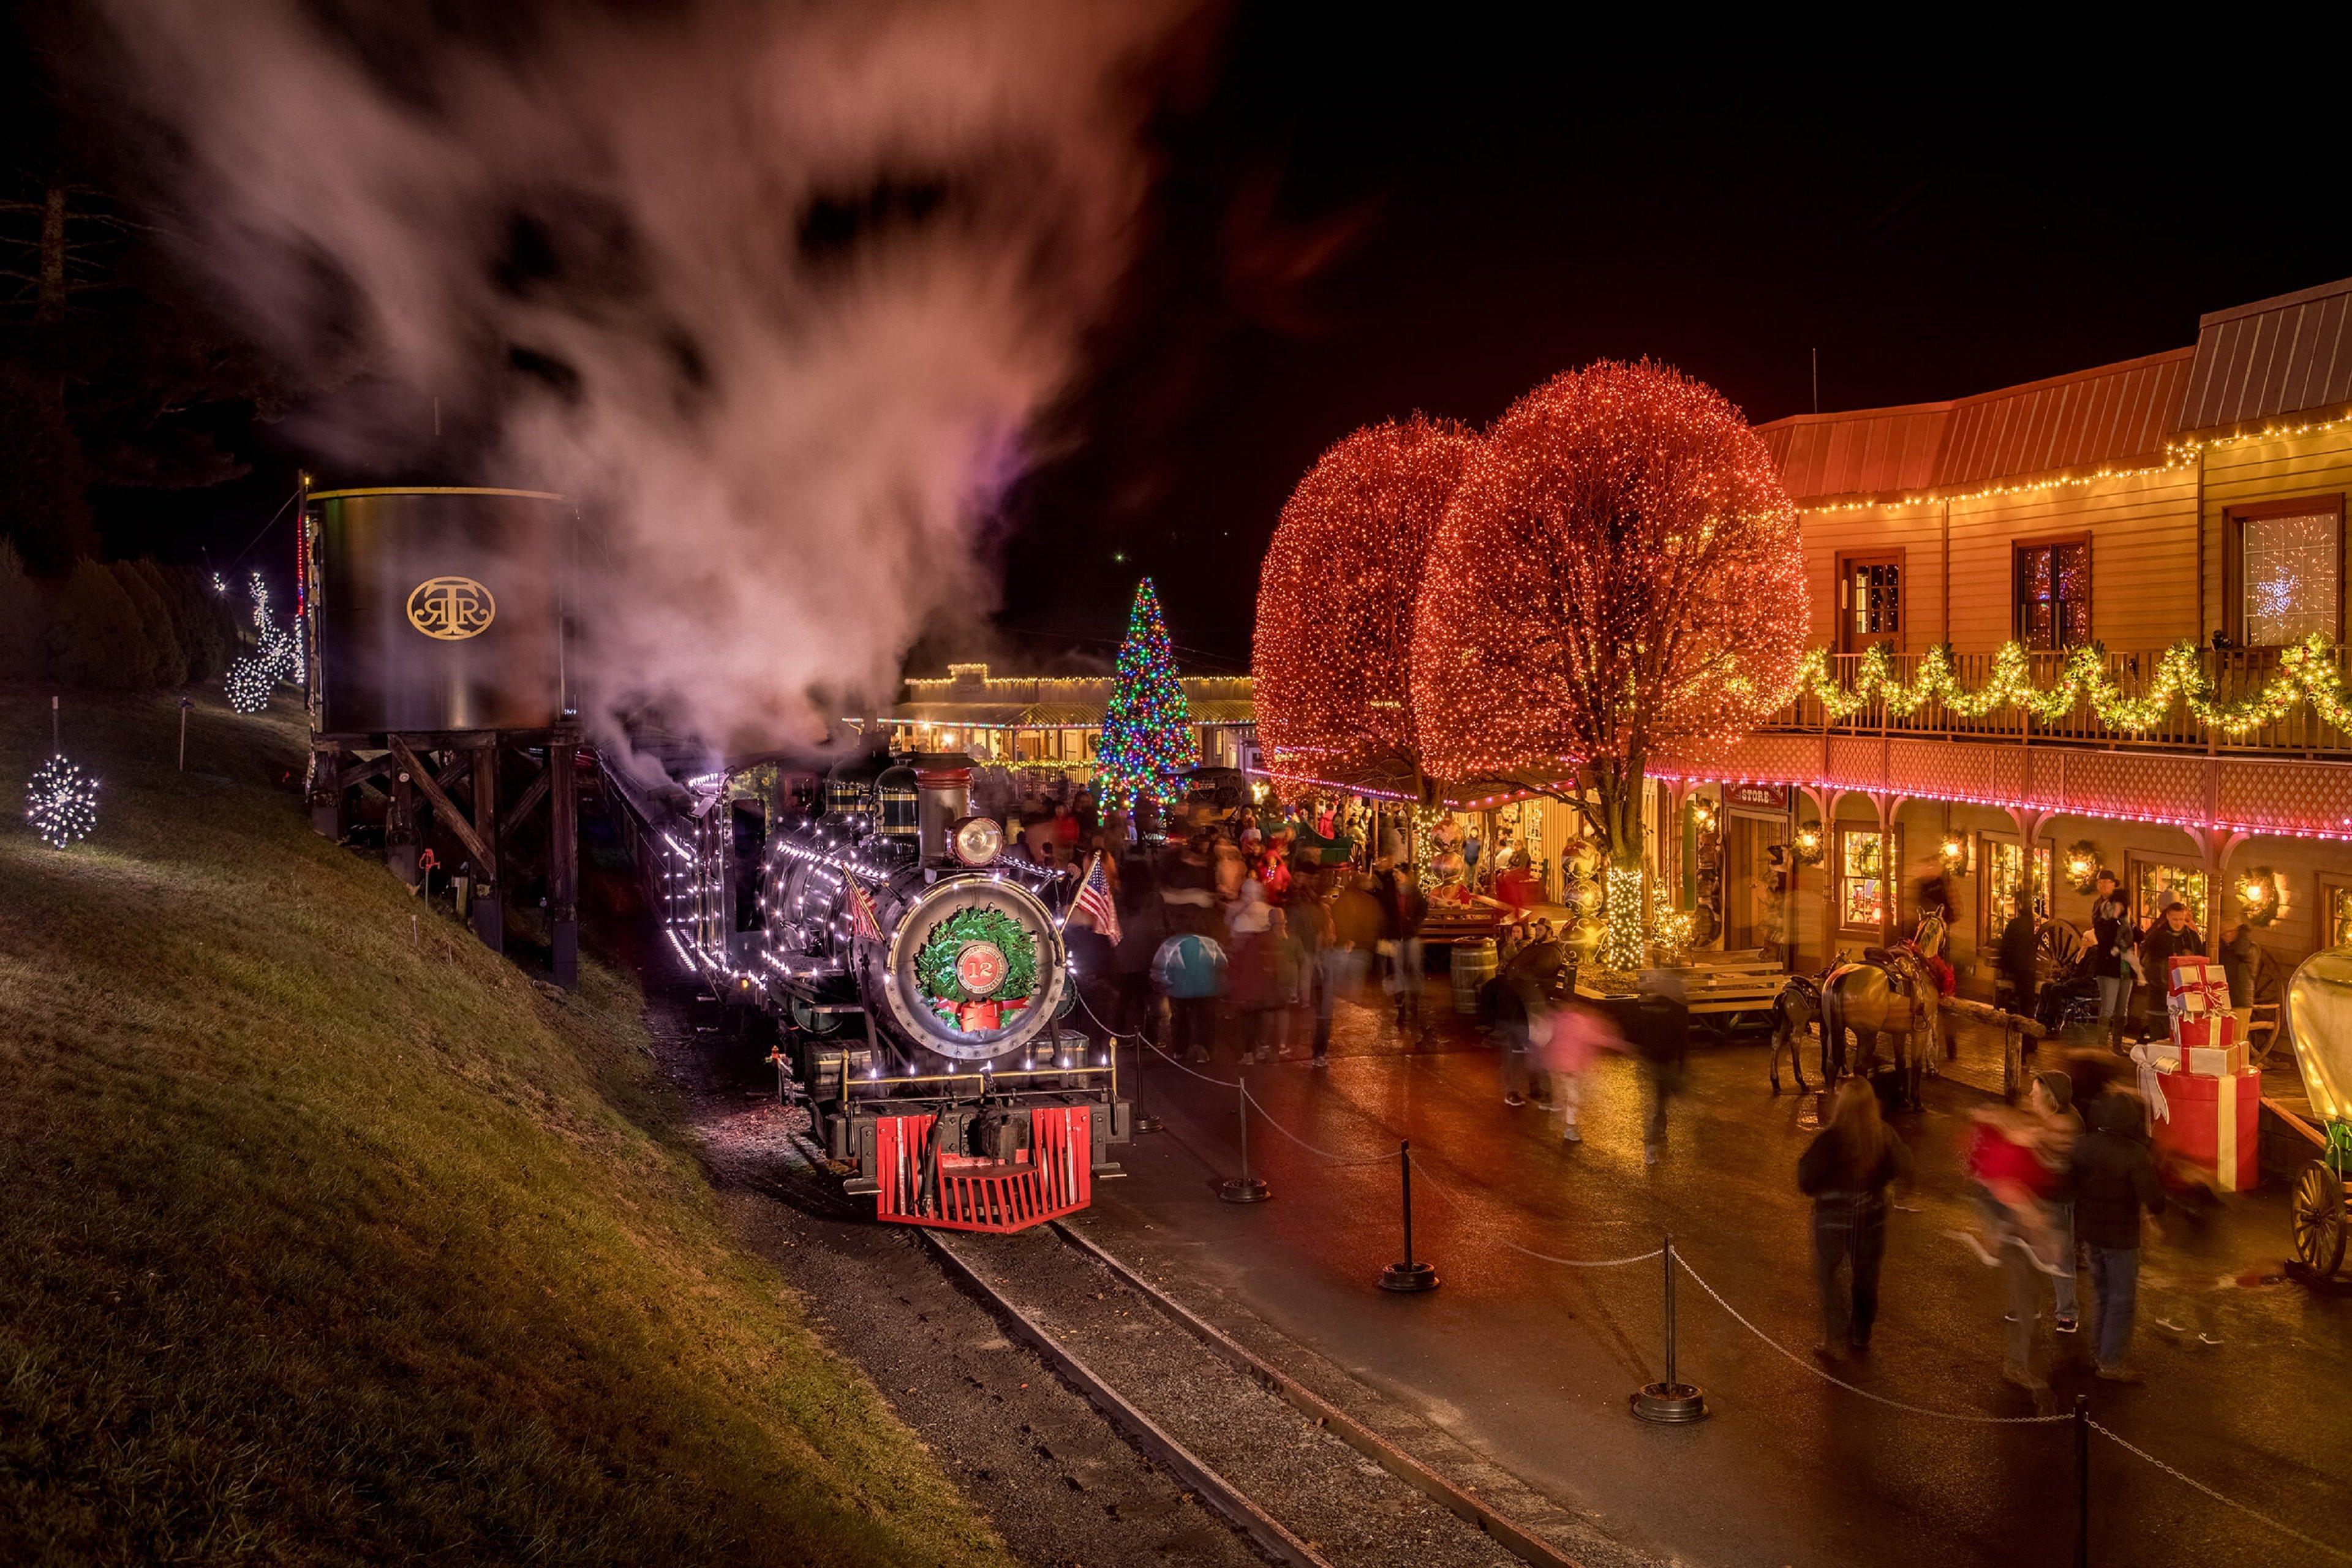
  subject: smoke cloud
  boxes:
[91,0,1193,758]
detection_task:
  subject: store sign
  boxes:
[1724,783,1789,812]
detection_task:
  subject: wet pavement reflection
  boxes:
[1078,978,2347,1568]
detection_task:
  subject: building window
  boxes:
[2132,859,2209,934]
[1836,824,1900,932]
[1981,835,2052,940]
[2328,881,2352,949]
[2015,539,2091,650]
[2233,502,2343,646]
[1839,555,1902,652]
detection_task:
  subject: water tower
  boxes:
[302,484,584,987]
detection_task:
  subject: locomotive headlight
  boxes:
[950,815,1005,866]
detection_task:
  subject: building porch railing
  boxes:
[1760,646,2352,756]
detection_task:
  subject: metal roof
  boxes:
[1756,402,1949,503]
[1757,349,2193,503]
[2177,275,2352,434]
[1936,347,2192,488]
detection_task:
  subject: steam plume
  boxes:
[92,0,1192,756]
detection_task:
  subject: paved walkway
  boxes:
[1077,980,2346,1568]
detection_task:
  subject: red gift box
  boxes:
[2172,1014,2239,1050]
[2151,1066,2260,1193]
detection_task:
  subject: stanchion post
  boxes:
[1379,1140,1439,1292]
[1630,1232,1708,1422]
[1219,1076,1270,1203]
[2075,1393,2089,1568]
[1133,1037,1163,1134]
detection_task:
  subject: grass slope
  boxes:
[0,686,1010,1567]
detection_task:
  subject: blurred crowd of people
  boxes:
[1993,864,2209,1048]
[1059,815,1438,1070]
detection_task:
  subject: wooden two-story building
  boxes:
[1662,274,2352,996]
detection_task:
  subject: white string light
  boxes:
[26,755,99,849]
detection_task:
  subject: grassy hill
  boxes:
[0,685,1011,1567]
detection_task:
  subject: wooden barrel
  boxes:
[1452,939,1498,1016]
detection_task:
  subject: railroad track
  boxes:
[772,1122,1635,1568]
[921,1219,1613,1568]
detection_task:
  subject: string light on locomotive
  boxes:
[26,755,99,849]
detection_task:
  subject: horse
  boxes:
[1767,973,1819,1095]
[1817,944,1943,1110]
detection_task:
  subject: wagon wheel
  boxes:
[2034,917,2082,988]
[2291,1161,2347,1279]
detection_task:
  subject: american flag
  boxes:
[1070,852,1120,944]
[844,872,884,944]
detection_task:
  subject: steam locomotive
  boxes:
[607,747,1128,1232]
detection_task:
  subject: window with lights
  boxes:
[2233,501,2343,647]
[1836,824,1901,933]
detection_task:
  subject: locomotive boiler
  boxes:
[614,747,1126,1232]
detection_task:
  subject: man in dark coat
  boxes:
[1997,891,2038,1020]
[2133,898,2203,1042]
[1623,972,1689,1167]
[2070,1090,2165,1380]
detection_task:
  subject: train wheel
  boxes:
[2291,1161,2346,1279]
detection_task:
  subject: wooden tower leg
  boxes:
[550,729,579,989]
[470,742,503,954]
[386,757,420,888]
[309,743,345,840]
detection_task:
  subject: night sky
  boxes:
[14,17,2352,676]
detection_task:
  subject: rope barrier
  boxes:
[1670,1252,2073,1425]
[1087,984,2332,1549]
[1240,1086,1403,1166]
[1409,1162,1665,1268]
[2087,1419,2352,1562]
[1138,1036,1244,1089]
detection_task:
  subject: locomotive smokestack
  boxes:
[913,753,973,864]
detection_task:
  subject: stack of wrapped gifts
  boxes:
[2148,955,2260,1192]
[2162,956,2246,1071]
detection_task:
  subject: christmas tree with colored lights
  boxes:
[1095,579,1194,811]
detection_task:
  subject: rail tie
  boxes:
[919,1228,1336,1568]
[1049,1220,1590,1568]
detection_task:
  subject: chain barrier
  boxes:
[2087,1419,2352,1562]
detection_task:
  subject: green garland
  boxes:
[914,907,1039,1009]
[1726,633,2352,737]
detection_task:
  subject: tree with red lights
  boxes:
[1253,415,1474,797]
[1410,360,1804,957]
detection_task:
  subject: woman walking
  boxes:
[1798,1079,1913,1359]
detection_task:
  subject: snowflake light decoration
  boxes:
[27,755,99,848]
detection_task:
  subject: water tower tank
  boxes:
[309,488,570,735]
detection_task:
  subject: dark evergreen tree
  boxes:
[47,558,145,688]
[116,559,185,685]
[0,537,45,676]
